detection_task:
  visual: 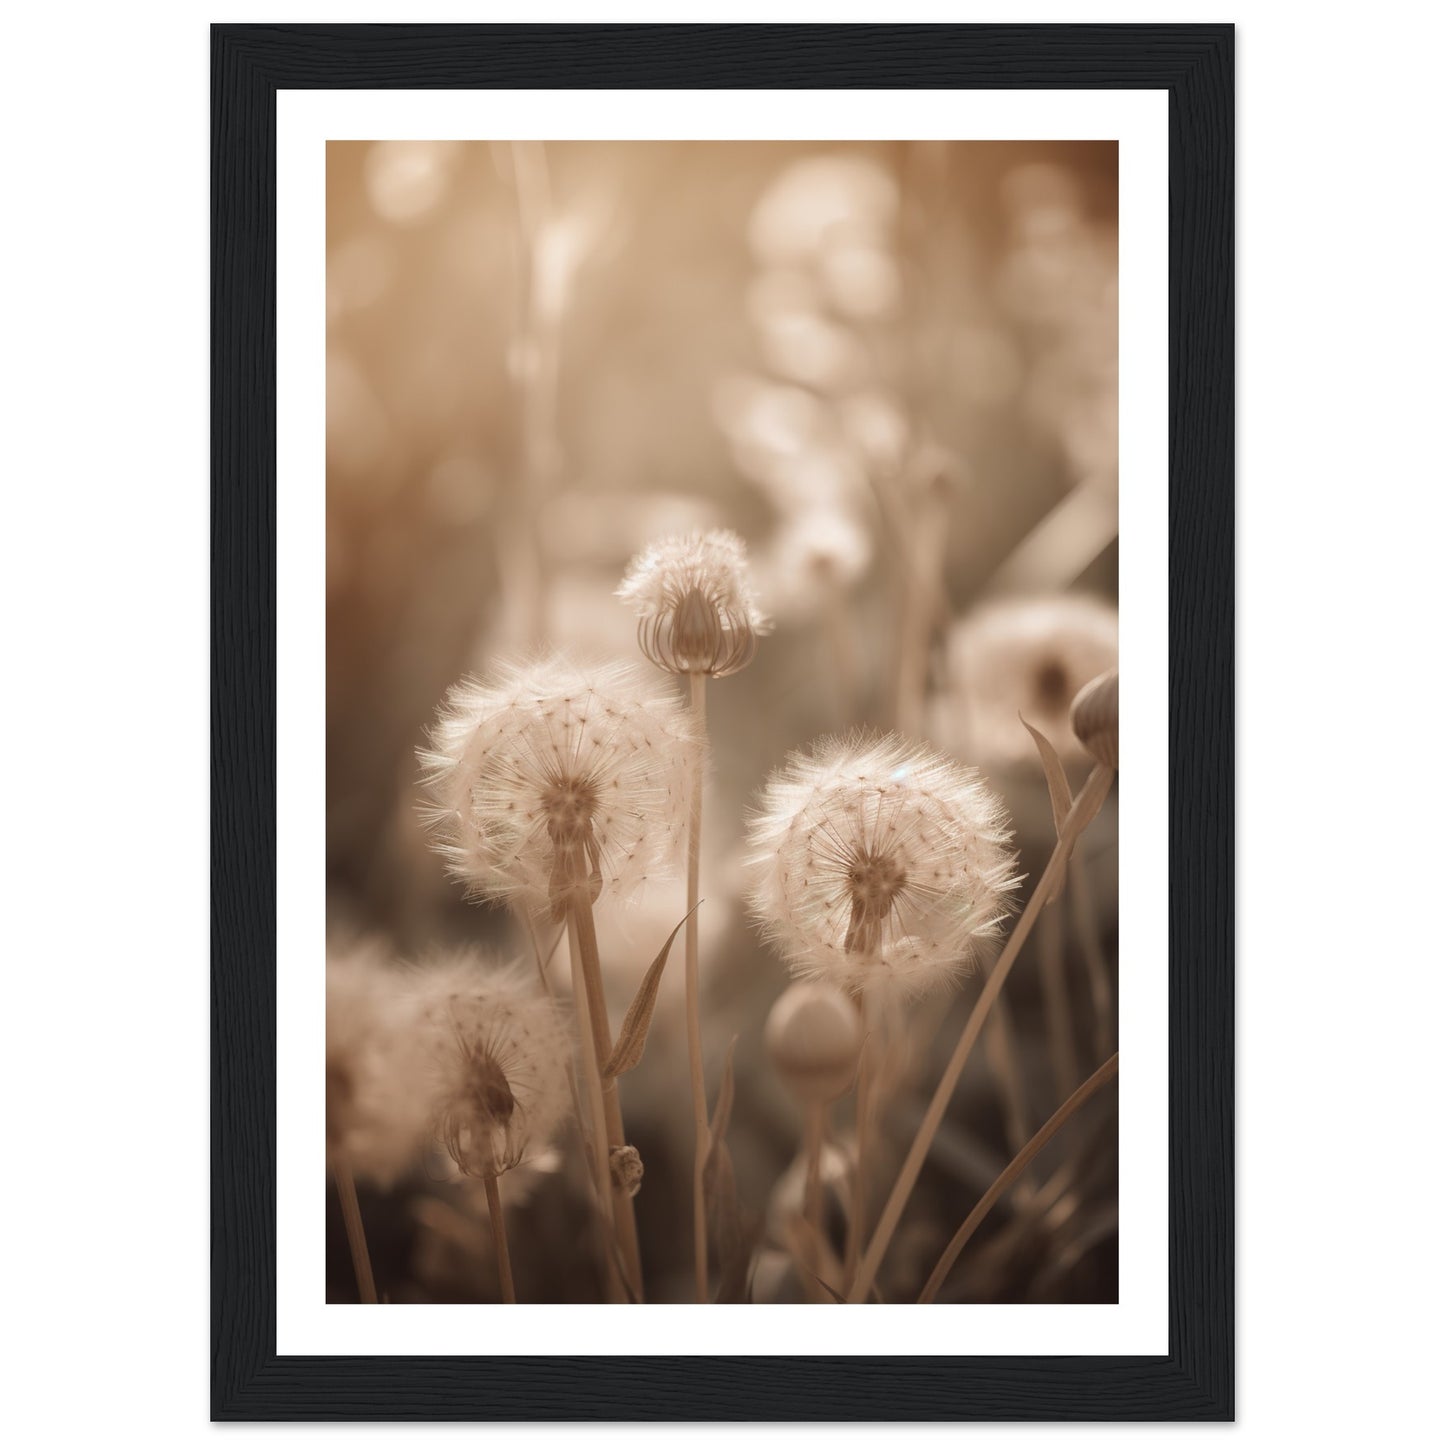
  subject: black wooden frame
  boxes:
[212,22,1233,1421]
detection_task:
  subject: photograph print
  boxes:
[323,137,1124,1309]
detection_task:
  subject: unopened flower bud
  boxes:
[609,1143,643,1198]
[1070,668,1119,770]
[765,981,864,1104]
[617,530,771,678]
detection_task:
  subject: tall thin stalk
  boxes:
[565,907,625,1302]
[842,998,876,1289]
[685,670,711,1303]
[1069,853,1115,1063]
[518,909,563,999]
[568,878,646,1302]
[802,1101,827,1301]
[848,762,1115,1303]
[917,1052,1119,1303]
[520,911,590,1136]
[500,140,558,648]
[484,1175,517,1304]
[332,1158,377,1305]
[520,907,623,1295]
[892,502,948,738]
[890,141,954,737]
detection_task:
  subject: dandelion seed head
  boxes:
[419,654,698,915]
[409,952,571,1181]
[617,529,771,677]
[744,734,1019,1001]
[326,945,429,1187]
[942,595,1118,765]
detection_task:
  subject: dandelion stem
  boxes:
[843,997,876,1289]
[519,906,609,1230]
[569,885,646,1302]
[332,1158,377,1305]
[518,908,564,1000]
[483,1175,517,1304]
[565,906,625,1302]
[917,1052,1119,1303]
[685,670,711,1303]
[891,491,949,736]
[848,762,1116,1303]
[501,140,557,648]
[803,1101,827,1302]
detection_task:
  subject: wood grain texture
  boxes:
[211,22,1232,1421]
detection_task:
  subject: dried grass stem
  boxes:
[333,1158,377,1305]
[1069,853,1115,1062]
[1040,897,1080,1097]
[984,993,1033,1165]
[918,1052,1119,1303]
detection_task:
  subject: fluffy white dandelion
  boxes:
[409,954,572,1181]
[616,529,771,677]
[326,946,429,1189]
[941,594,1119,765]
[419,654,698,918]
[745,734,1020,1000]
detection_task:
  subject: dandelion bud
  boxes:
[609,1144,644,1198]
[1070,668,1119,770]
[766,981,863,1104]
[745,734,1020,1000]
[617,529,771,677]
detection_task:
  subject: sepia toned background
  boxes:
[326,139,1119,1304]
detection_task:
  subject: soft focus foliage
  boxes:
[939,594,1119,765]
[326,946,429,1187]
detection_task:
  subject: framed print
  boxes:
[212,22,1232,1421]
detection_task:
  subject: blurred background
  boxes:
[326,139,1119,1304]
